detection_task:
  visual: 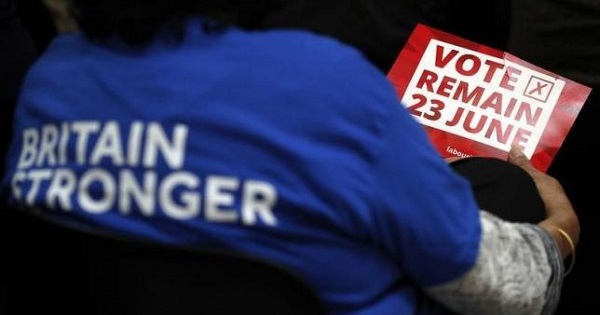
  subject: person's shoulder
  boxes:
[19,32,91,90]
[28,32,89,68]
[245,28,382,75]
[260,29,362,57]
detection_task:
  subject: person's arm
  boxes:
[335,52,577,314]
[425,147,579,315]
[508,147,579,261]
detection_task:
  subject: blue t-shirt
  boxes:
[3,19,481,315]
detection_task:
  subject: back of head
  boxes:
[65,0,284,46]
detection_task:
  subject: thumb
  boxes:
[507,146,538,177]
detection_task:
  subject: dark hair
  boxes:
[67,0,282,46]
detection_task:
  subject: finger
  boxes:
[445,156,463,163]
[507,146,540,178]
[507,145,528,165]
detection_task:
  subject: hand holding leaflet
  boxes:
[387,24,592,172]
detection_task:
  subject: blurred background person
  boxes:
[508,0,600,312]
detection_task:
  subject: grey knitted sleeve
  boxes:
[425,211,563,315]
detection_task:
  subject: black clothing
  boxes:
[0,0,37,179]
[259,0,509,72]
[509,0,600,312]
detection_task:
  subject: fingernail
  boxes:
[509,145,524,158]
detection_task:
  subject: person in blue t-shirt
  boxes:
[2,1,579,314]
